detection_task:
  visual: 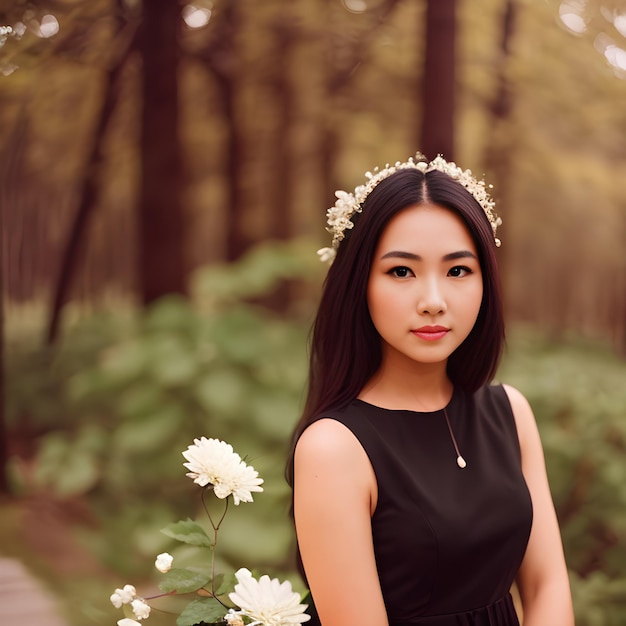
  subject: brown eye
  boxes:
[448,266,471,278]
[389,266,413,278]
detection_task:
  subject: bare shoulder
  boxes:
[295,418,368,471]
[294,417,376,508]
[501,383,532,412]
[501,383,541,456]
[502,384,535,423]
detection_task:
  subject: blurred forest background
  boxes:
[1,0,625,624]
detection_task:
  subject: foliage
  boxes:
[5,244,626,624]
[6,242,319,591]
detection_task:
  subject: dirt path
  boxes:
[1,495,117,626]
[0,557,68,626]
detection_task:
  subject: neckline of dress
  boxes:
[353,387,457,416]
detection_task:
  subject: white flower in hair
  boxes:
[320,153,502,263]
[317,247,336,263]
[182,437,264,505]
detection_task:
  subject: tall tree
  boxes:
[420,0,457,160]
[321,0,403,201]
[482,0,518,305]
[0,148,7,494]
[139,0,187,302]
[196,0,248,262]
[46,16,137,344]
[269,16,296,245]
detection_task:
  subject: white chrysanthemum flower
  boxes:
[228,568,311,626]
[182,437,264,505]
[131,598,151,620]
[118,620,141,626]
[110,584,137,608]
[155,552,174,573]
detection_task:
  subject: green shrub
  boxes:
[6,241,321,582]
[5,244,626,624]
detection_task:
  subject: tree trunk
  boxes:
[0,91,28,492]
[420,0,457,160]
[320,0,402,207]
[46,19,137,344]
[198,0,247,262]
[0,170,7,494]
[482,0,518,308]
[139,0,186,303]
[270,19,295,244]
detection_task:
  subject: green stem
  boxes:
[144,590,177,601]
[201,488,231,609]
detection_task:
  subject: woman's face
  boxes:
[367,203,483,372]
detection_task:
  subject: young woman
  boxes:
[288,155,574,626]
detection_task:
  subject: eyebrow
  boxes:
[380,250,478,262]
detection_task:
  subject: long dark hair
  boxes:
[286,167,504,485]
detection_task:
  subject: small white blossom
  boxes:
[182,437,264,505]
[131,598,151,620]
[110,584,136,608]
[110,594,123,609]
[229,568,311,626]
[155,552,174,573]
[118,620,141,626]
[224,609,246,626]
[316,247,336,264]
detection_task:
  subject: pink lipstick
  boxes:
[412,325,450,341]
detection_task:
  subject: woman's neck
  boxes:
[359,360,453,412]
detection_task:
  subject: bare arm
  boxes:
[503,385,575,626]
[294,419,389,626]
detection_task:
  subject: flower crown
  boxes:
[317,153,502,263]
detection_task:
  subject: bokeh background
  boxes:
[1,0,625,624]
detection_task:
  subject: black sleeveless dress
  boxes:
[301,385,533,626]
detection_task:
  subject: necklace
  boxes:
[443,407,467,469]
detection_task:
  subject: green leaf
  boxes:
[213,571,236,596]
[161,519,214,547]
[176,597,228,626]
[158,568,212,594]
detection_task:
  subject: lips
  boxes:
[411,326,450,341]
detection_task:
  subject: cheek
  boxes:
[367,282,395,327]
[468,282,484,326]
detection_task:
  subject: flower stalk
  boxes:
[109,437,309,626]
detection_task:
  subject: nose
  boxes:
[418,276,447,315]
